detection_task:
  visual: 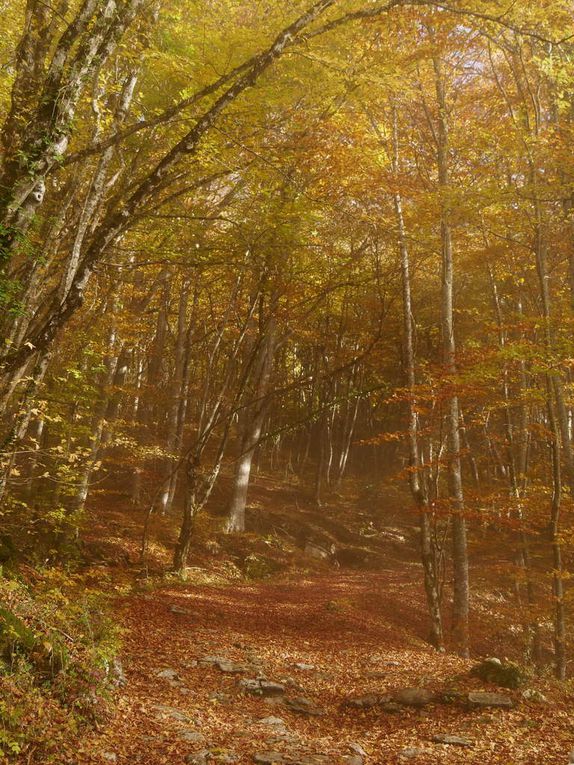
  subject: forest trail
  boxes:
[77,572,571,765]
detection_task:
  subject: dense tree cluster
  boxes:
[1,0,574,676]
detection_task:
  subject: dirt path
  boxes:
[77,573,572,765]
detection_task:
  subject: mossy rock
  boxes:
[470,658,527,689]
[243,554,281,580]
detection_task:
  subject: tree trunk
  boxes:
[391,101,443,649]
[432,47,469,657]
[225,320,276,533]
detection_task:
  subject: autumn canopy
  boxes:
[1,1,574,763]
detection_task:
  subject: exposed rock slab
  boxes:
[393,688,434,708]
[240,679,286,697]
[152,704,193,723]
[467,691,514,709]
[345,693,391,709]
[432,734,474,747]
[398,748,427,761]
[284,696,324,716]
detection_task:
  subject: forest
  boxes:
[1,1,574,763]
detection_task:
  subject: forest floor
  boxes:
[73,570,573,765]
[69,480,574,765]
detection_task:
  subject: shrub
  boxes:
[0,570,121,762]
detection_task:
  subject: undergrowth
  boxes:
[0,567,122,763]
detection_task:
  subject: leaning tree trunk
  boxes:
[0,0,145,272]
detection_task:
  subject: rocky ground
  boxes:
[75,571,573,765]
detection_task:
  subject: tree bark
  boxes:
[432,46,469,657]
[225,319,276,533]
[391,101,443,649]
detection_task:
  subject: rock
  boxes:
[209,691,233,704]
[240,679,286,697]
[304,541,332,560]
[180,730,205,743]
[398,748,426,761]
[109,657,127,687]
[521,688,548,703]
[152,704,192,723]
[219,660,249,674]
[470,657,527,689]
[349,743,367,758]
[284,696,324,716]
[200,655,230,665]
[393,688,434,708]
[282,677,305,693]
[200,655,249,673]
[343,757,363,765]
[439,689,465,705]
[467,691,514,709]
[259,716,287,727]
[432,734,474,747]
[293,663,315,671]
[253,754,286,765]
[186,752,210,765]
[381,701,402,714]
[157,667,179,681]
[102,755,117,763]
[345,693,389,709]
[170,605,193,615]
[186,752,238,765]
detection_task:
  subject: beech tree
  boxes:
[2,0,574,673]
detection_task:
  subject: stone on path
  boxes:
[467,691,514,709]
[393,688,434,708]
[345,693,388,709]
[522,688,548,703]
[179,729,205,743]
[470,657,526,689]
[259,717,287,727]
[240,679,286,697]
[170,605,193,616]
[381,701,402,714]
[219,660,249,674]
[284,696,324,716]
[253,753,286,764]
[349,743,367,758]
[156,667,180,682]
[398,748,427,761]
[200,656,249,674]
[209,691,233,704]
[186,751,238,764]
[432,734,474,747]
[152,704,193,723]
